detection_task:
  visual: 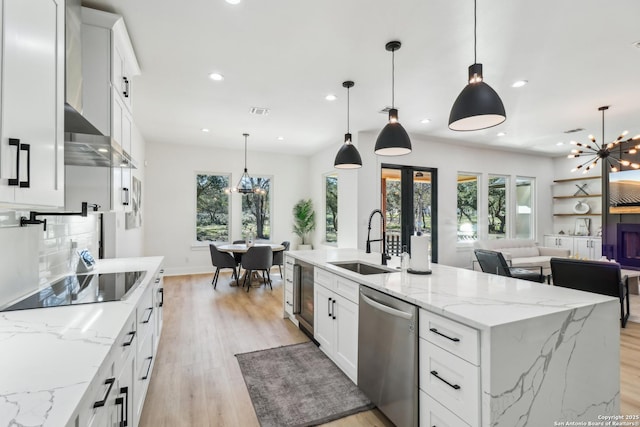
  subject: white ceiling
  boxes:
[82,0,640,158]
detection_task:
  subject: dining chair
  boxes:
[474,249,546,283]
[209,244,239,288]
[232,240,246,265]
[241,246,273,292]
[272,241,290,276]
[550,257,630,327]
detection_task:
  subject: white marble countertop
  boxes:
[0,256,164,427]
[287,249,615,330]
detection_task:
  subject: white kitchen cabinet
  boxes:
[115,352,135,427]
[0,0,64,207]
[313,268,359,383]
[543,235,574,253]
[283,255,295,319]
[574,236,602,260]
[154,268,165,344]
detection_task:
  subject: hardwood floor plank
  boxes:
[139,272,640,426]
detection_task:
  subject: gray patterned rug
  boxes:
[236,341,374,427]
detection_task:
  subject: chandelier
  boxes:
[225,133,265,195]
[568,106,640,173]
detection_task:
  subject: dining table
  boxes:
[217,243,285,286]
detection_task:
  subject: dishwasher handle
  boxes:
[360,292,413,320]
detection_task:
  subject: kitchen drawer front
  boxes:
[420,390,471,427]
[136,286,155,349]
[333,275,359,303]
[82,358,117,427]
[134,331,155,425]
[114,311,137,376]
[284,255,294,277]
[315,267,336,291]
[284,289,294,316]
[419,309,479,365]
[419,339,480,426]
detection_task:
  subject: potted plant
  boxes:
[293,199,316,250]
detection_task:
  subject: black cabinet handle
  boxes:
[328,297,332,317]
[142,356,153,380]
[159,269,164,274]
[332,299,336,320]
[120,386,129,427]
[19,143,30,188]
[429,328,460,342]
[93,377,115,408]
[115,397,124,426]
[123,77,130,98]
[430,370,461,390]
[158,288,164,307]
[142,307,153,323]
[8,138,19,186]
[122,331,135,347]
[122,187,130,206]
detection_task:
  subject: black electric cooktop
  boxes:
[1,271,146,312]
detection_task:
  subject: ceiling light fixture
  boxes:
[201,128,210,133]
[325,94,337,101]
[567,106,640,173]
[375,41,412,156]
[225,133,266,195]
[556,142,565,146]
[225,0,241,5]
[512,80,528,88]
[334,81,362,169]
[420,118,431,124]
[277,136,284,141]
[449,0,506,131]
[497,132,506,137]
[208,72,224,81]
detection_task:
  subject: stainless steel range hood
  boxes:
[65,133,135,168]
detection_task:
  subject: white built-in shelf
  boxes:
[553,176,601,183]
[552,194,602,199]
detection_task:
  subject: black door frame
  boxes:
[381,164,438,263]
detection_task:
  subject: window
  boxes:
[488,175,509,239]
[325,174,338,243]
[196,174,230,242]
[457,173,479,242]
[241,176,271,240]
[515,177,535,239]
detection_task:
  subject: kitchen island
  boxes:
[0,256,164,427]
[285,248,620,427]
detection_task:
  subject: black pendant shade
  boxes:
[334,133,362,169]
[449,63,506,131]
[448,0,506,132]
[375,41,411,156]
[375,109,412,155]
[334,81,362,169]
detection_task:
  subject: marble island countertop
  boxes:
[0,256,164,427]
[287,248,617,330]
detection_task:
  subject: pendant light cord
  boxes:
[474,0,477,63]
[244,135,248,170]
[391,48,395,108]
[347,86,350,132]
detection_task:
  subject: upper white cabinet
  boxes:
[0,0,64,207]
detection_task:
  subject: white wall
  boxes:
[143,142,310,275]
[308,131,556,268]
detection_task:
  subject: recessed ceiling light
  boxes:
[277,136,284,141]
[325,94,337,101]
[208,72,224,81]
[497,132,506,137]
[225,0,241,4]
[249,107,270,115]
[201,128,210,133]
[420,118,431,124]
[511,80,528,88]
[556,141,564,146]
[98,148,108,153]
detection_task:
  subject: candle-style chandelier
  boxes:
[225,133,266,195]
[568,106,640,173]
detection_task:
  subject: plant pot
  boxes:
[297,244,313,250]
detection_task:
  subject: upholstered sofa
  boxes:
[473,239,571,276]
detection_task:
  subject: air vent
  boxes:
[249,107,270,116]
[564,128,585,134]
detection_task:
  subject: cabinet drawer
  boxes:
[315,268,336,291]
[114,311,136,376]
[334,275,359,303]
[420,390,471,427]
[136,287,154,345]
[284,289,294,315]
[419,339,479,426]
[420,309,479,365]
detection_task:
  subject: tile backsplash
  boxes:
[0,209,99,306]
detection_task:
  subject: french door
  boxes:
[381,165,438,262]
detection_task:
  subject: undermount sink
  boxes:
[329,261,397,275]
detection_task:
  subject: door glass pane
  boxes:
[516,177,534,239]
[413,171,432,235]
[457,174,479,242]
[488,175,509,239]
[382,168,402,255]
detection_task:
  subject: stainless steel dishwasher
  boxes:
[358,285,418,427]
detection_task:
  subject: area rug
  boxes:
[235,342,374,427]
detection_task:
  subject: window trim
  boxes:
[193,171,232,245]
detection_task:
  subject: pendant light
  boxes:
[334,81,362,169]
[448,0,506,131]
[375,41,412,156]
[226,133,265,195]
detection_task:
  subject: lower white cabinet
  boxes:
[573,236,602,260]
[543,235,574,252]
[283,255,294,319]
[420,390,470,427]
[313,268,359,383]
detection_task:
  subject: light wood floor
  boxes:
[140,272,640,426]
